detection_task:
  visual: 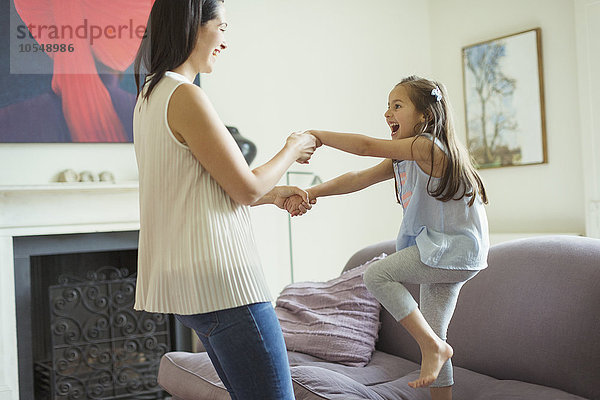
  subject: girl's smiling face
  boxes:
[384,85,425,140]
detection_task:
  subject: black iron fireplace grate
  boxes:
[33,266,170,400]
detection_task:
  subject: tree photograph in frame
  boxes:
[462,28,547,169]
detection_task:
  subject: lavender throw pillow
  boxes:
[274,254,387,367]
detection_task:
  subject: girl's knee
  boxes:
[363,262,386,292]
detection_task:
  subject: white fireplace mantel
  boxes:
[0,183,140,400]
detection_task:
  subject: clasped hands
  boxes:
[270,130,320,217]
[286,130,322,164]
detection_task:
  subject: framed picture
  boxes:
[462,28,547,169]
[0,0,154,143]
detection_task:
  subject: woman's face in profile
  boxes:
[193,5,228,74]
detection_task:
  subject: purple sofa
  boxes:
[158,236,600,399]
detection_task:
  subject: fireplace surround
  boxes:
[0,182,190,400]
[15,231,184,400]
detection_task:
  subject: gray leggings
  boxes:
[363,245,479,388]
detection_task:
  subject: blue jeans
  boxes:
[175,302,294,400]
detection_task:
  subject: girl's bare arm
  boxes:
[308,159,394,201]
[308,130,442,164]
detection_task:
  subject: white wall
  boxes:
[429,0,586,235]
[201,0,432,294]
[0,0,430,298]
[575,0,600,238]
[0,144,138,184]
[0,0,588,298]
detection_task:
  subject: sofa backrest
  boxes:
[343,236,600,400]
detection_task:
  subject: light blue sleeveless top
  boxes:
[392,134,489,270]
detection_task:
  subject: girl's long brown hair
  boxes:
[399,76,488,206]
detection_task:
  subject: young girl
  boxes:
[286,76,489,400]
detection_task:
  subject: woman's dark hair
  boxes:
[398,75,488,206]
[134,0,224,100]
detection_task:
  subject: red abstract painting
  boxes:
[1,0,154,142]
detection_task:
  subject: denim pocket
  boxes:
[175,312,218,338]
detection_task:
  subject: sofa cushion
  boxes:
[471,380,588,400]
[159,349,421,400]
[159,350,587,400]
[450,366,588,400]
[158,352,226,400]
[292,366,387,400]
[290,351,422,400]
[292,364,589,400]
[288,350,420,386]
[275,255,385,366]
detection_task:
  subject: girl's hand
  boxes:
[270,186,312,215]
[284,194,315,216]
[286,131,318,164]
[284,195,303,216]
[284,188,318,216]
[306,188,318,205]
[304,130,323,148]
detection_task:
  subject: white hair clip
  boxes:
[431,87,442,102]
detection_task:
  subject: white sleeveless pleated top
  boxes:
[133,71,272,314]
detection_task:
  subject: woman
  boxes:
[133,1,317,398]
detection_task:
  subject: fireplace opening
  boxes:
[14,232,191,400]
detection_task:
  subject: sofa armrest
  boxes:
[342,240,396,273]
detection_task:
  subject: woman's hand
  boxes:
[283,188,318,217]
[303,130,323,148]
[268,186,313,215]
[286,131,318,164]
[283,195,312,216]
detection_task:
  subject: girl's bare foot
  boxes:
[408,339,453,388]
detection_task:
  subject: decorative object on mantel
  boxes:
[99,171,116,183]
[57,169,79,183]
[227,126,257,165]
[78,170,98,182]
[462,28,547,169]
[56,169,117,183]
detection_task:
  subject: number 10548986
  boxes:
[19,43,74,53]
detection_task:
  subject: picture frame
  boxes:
[0,0,152,143]
[462,28,547,169]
